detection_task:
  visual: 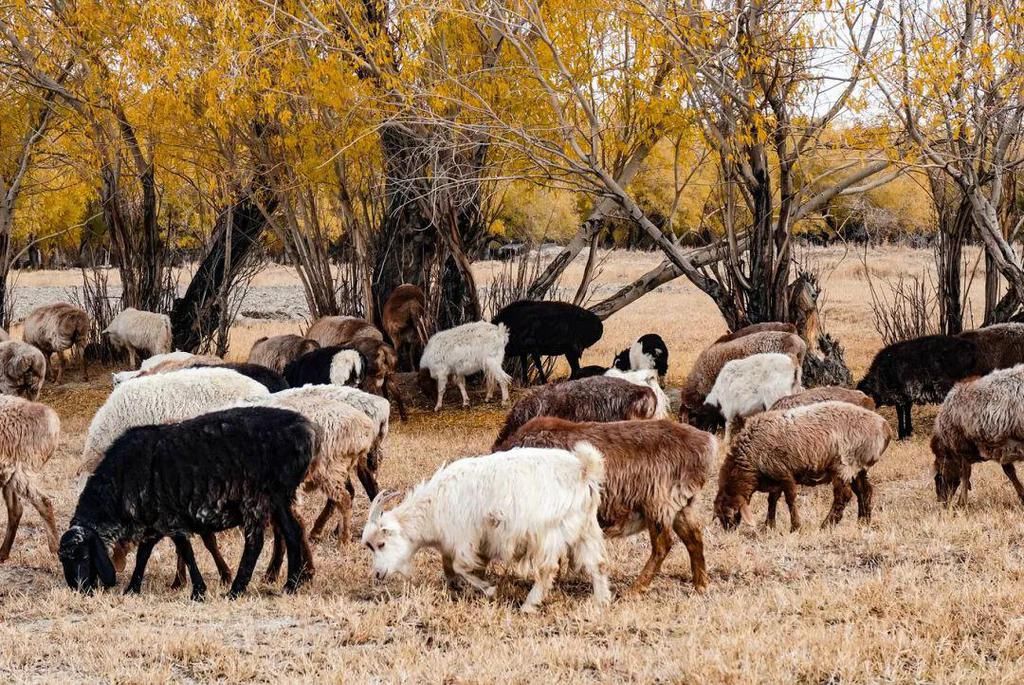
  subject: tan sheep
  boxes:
[0,394,61,561]
[22,303,90,383]
[247,334,319,374]
[306,316,383,347]
[102,307,172,368]
[0,341,46,400]
[769,386,875,411]
[715,401,892,531]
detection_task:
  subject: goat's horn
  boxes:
[367,490,398,523]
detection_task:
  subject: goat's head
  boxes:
[855,374,882,406]
[361,491,412,581]
[416,368,436,402]
[713,488,754,531]
[58,524,116,594]
[930,434,961,504]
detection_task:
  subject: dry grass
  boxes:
[2,246,1022,683]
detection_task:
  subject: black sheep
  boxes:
[58,407,317,600]
[612,333,669,378]
[856,334,982,439]
[493,300,603,383]
[195,362,290,392]
[283,346,366,388]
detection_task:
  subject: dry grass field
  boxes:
[3,246,1024,683]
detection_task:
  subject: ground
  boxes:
[2,246,1023,683]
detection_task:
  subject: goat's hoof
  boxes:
[520,603,539,614]
[123,585,141,596]
[191,588,207,602]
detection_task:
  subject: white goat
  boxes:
[361,442,611,613]
[103,308,173,369]
[418,321,511,411]
[695,352,802,435]
[604,367,671,419]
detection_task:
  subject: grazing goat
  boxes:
[248,334,319,374]
[493,375,660,451]
[417,321,511,410]
[714,322,797,344]
[102,308,172,369]
[603,367,671,419]
[714,402,892,531]
[60,407,317,599]
[382,284,429,369]
[23,303,90,383]
[690,353,802,435]
[284,346,365,388]
[306,316,383,347]
[111,351,208,386]
[770,386,875,411]
[956,323,1024,371]
[0,341,46,400]
[931,365,1024,506]
[502,417,715,591]
[361,443,610,612]
[612,333,669,379]
[493,300,603,383]
[680,331,806,422]
[0,395,60,562]
[856,334,980,439]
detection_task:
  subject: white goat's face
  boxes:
[361,512,413,581]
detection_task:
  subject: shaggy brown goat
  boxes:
[382,284,428,370]
[23,303,90,383]
[680,331,806,422]
[248,335,320,374]
[769,386,875,411]
[501,417,715,591]
[715,402,892,531]
[493,376,658,451]
[956,323,1024,372]
[306,316,383,348]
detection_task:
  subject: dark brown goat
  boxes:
[382,284,429,370]
[493,376,659,451]
[501,417,715,591]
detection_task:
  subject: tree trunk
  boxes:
[170,194,272,352]
[936,199,971,334]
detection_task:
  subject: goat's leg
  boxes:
[572,522,611,607]
[631,523,673,592]
[956,460,973,507]
[519,355,529,385]
[521,565,557,613]
[53,352,64,384]
[782,480,801,531]
[18,477,58,554]
[483,369,495,402]
[823,478,853,528]
[441,554,463,594]
[124,537,160,595]
[531,353,548,383]
[434,375,447,412]
[853,470,874,522]
[310,500,336,541]
[451,556,495,598]
[904,404,914,438]
[229,522,266,598]
[566,352,581,380]
[200,532,232,584]
[1002,463,1024,504]
[0,483,23,562]
[333,479,357,538]
[357,464,379,502]
[765,490,781,529]
[265,521,285,584]
[455,375,470,408]
[673,504,708,592]
[172,535,208,601]
[80,344,89,381]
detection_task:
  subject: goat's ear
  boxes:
[739,500,756,528]
[90,534,117,588]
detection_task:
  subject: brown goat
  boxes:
[248,334,320,374]
[714,321,796,344]
[382,284,429,369]
[22,303,90,383]
[306,316,383,348]
[769,386,875,412]
[493,376,659,451]
[0,341,46,400]
[502,417,715,591]
[338,337,407,421]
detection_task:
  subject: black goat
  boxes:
[58,407,317,600]
[612,333,669,378]
[194,362,289,392]
[493,300,603,383]
[856,334,982,439]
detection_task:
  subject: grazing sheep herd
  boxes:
[2,288,1024,615]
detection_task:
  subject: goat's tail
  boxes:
[572,441,605,487]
